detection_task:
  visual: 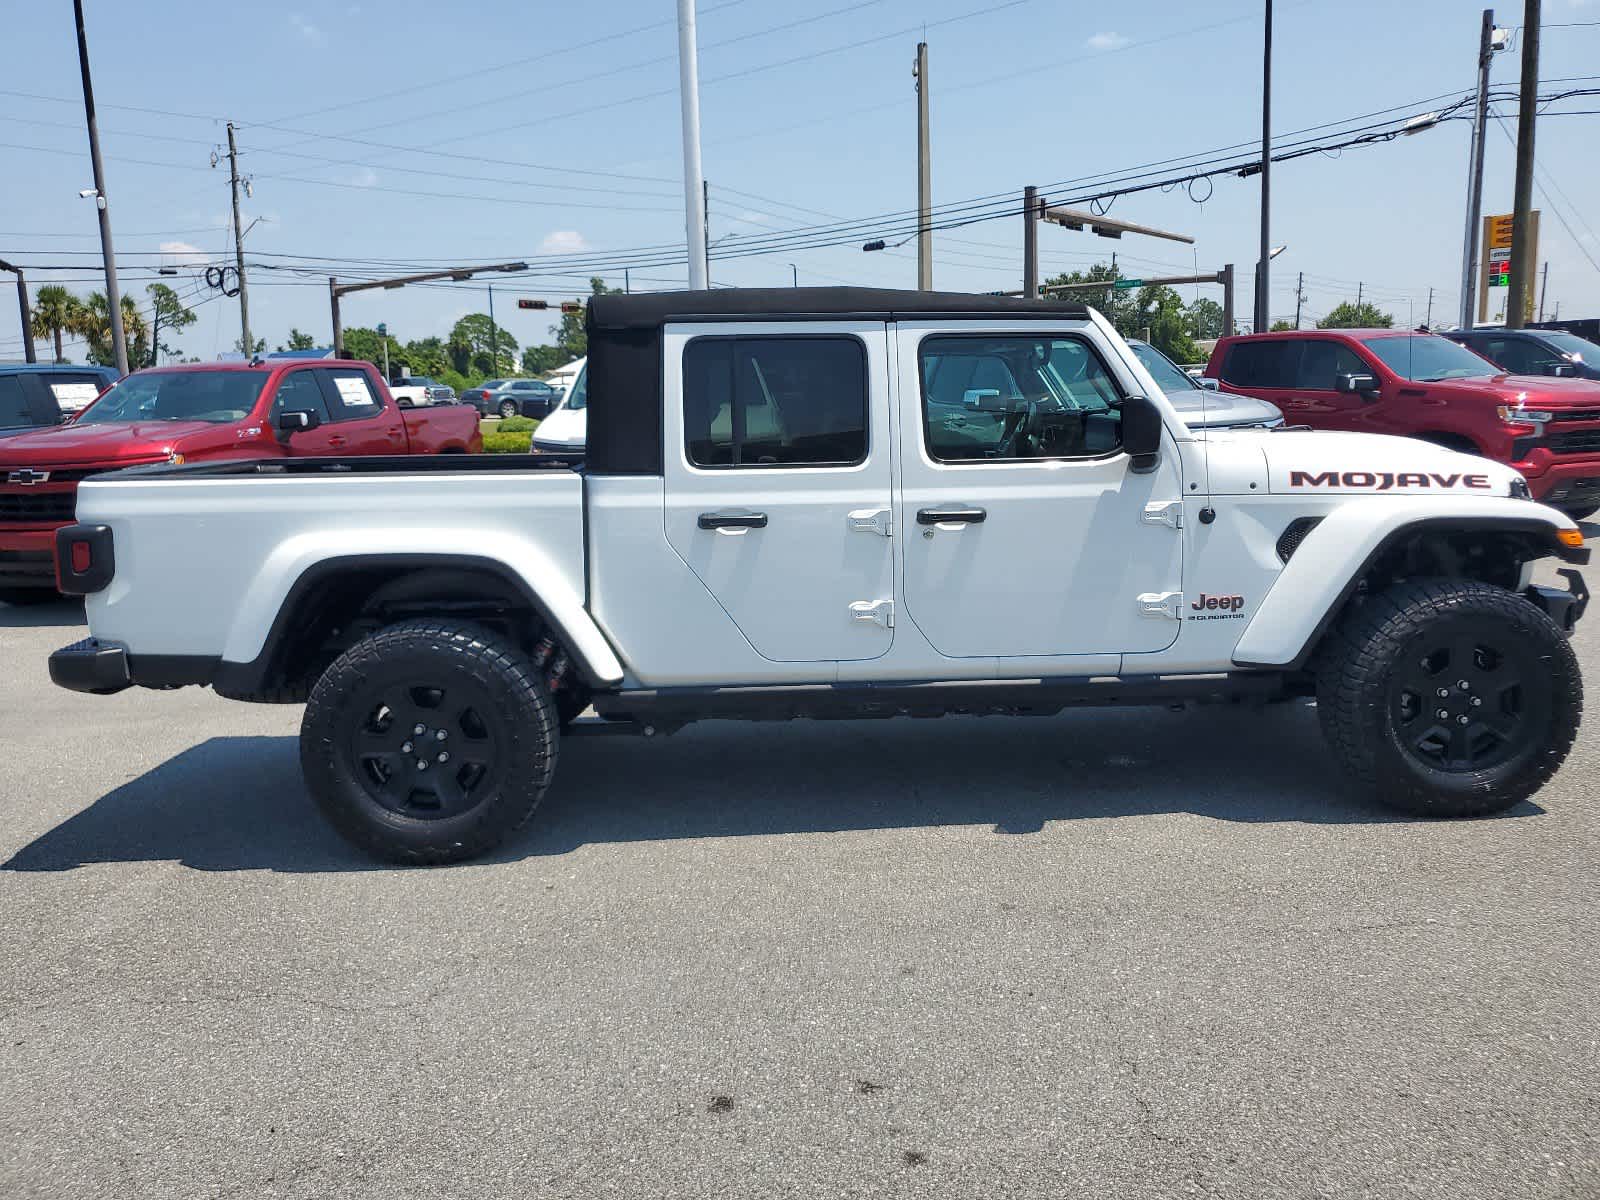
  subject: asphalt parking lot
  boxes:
[2,557,1597,1199]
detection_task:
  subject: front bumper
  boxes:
[0,524,68,589]
[1512,452,1600,505]
[1524,569,1590,632]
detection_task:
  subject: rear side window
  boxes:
[320,368,383,421]
[683,336,867,468]
[1221,340,1299,388]
[0,377,35,430]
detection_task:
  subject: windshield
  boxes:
[1359,335,1495,382]
[77,370,267,424]
[1540,331,1600,362]
[1129,342,1199,392]
[562,365,587,411]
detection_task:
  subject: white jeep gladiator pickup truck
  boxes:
[48,289,1589,863]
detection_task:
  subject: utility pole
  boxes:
[1222,263,1236,336]
[1356,281,1363,311]
[677,0,709,290]
[487,283,499,375]
[1459,10,1498,328]
[72,0,127,375]
[1022,185,1039,298]
[1426,286,1434,327]
[702,178,711,285]
[1253,0,1273,333]
[225,122,252,356]
[329,276,343,356]
[624,268,631,294]
[789,263,799,287]
[1505,0,1540,328]
[1294,271,1304,329]
[0,260,36,363]
[1537,260,1549,321]
[914,41,932,290]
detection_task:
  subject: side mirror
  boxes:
[1198,377,1220,391]
[1546,362,1577,378]
[1122,393,1164,473]
[1335,372,1379,396]
[277,409,320,433]
[962,388,1004,410]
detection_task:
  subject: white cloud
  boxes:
[540,230,589,254]
[289,14,327,47]
[346,167,379,188]
[159,240,207,266]
[1086,31,1130,51]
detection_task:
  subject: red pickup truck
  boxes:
[0,359,481,602]
[1204,329,1600,519]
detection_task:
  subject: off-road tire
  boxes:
[300,619,558,864]
[1316,578,1582,817]
[0,588,59,606]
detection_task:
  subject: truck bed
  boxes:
[75,456,589,665]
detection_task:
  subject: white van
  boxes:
[530,357,586,454]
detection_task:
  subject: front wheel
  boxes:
[1316,579,1582,817]
[300,619,559,864]
[1560,502,1598,523]
[498,399,518,420]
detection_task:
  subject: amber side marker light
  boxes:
[1558,529,1586,549]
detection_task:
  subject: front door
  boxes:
[661,323,895,663]
[894,322,1184,659]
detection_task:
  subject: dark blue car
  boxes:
[0,363,120,438]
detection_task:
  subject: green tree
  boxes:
[30,285,86,363]
[145,283,197,365]
[1318,302,1393,330]
[1269,319,1297,332]
[339,327,389,369]
[1040,266,1197,361]
[450,313,518,376]
[81,292,149,367]
[1185,297,1226,340]
[521,344,569,376]
[554,277,621,360]
[233,334,267,356]
[401,336,450,377]
[277,327,317,352]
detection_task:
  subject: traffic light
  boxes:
[560,301,582,314]
[516,299,547,310]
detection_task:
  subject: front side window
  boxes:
[683,336,867,468]
[1294,340,1370,389]
[1359,335,1496,382]
[76,370,266,425]
[919,334,1124,462]
[44,372,108,411]
[270,370,331,423]
[564,366,587,411]
[1539,331,1600,361]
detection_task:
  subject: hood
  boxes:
[531,406,586,445]
[1259,430,1523,496]
[1424,373,1600,410]
[1166,388,1282,428]
[0,420,226,468]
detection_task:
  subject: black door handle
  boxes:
[917,506,986,525]
[698,511,768,530]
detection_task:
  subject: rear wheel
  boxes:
[0,588,58,606]
[300,619,558,864]
[498,398,518,420]
[1316,579,1582,817]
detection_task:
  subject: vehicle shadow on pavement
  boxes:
[1,704,1544,873]
[0,598,85,630]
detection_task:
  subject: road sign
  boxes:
[1112,278,1143,290]
[376,322,387,336]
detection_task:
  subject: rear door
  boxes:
[661,323,895,663]
[894,321,1184,659]
[316,367,408,453]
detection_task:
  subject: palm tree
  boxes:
[79,292,148,368]
[30,285,85,363]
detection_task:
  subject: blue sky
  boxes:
[3,0,1598,361]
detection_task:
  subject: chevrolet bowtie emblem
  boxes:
[6,469,50,486]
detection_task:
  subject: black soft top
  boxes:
[584,287,1092,475]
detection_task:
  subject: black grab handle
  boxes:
[698,511,769,530]
[916,506,986,525]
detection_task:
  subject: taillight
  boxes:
[55,524,114,594]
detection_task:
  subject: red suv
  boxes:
[1205,329,1600,519]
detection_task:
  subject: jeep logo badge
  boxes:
[6,468,49,486]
